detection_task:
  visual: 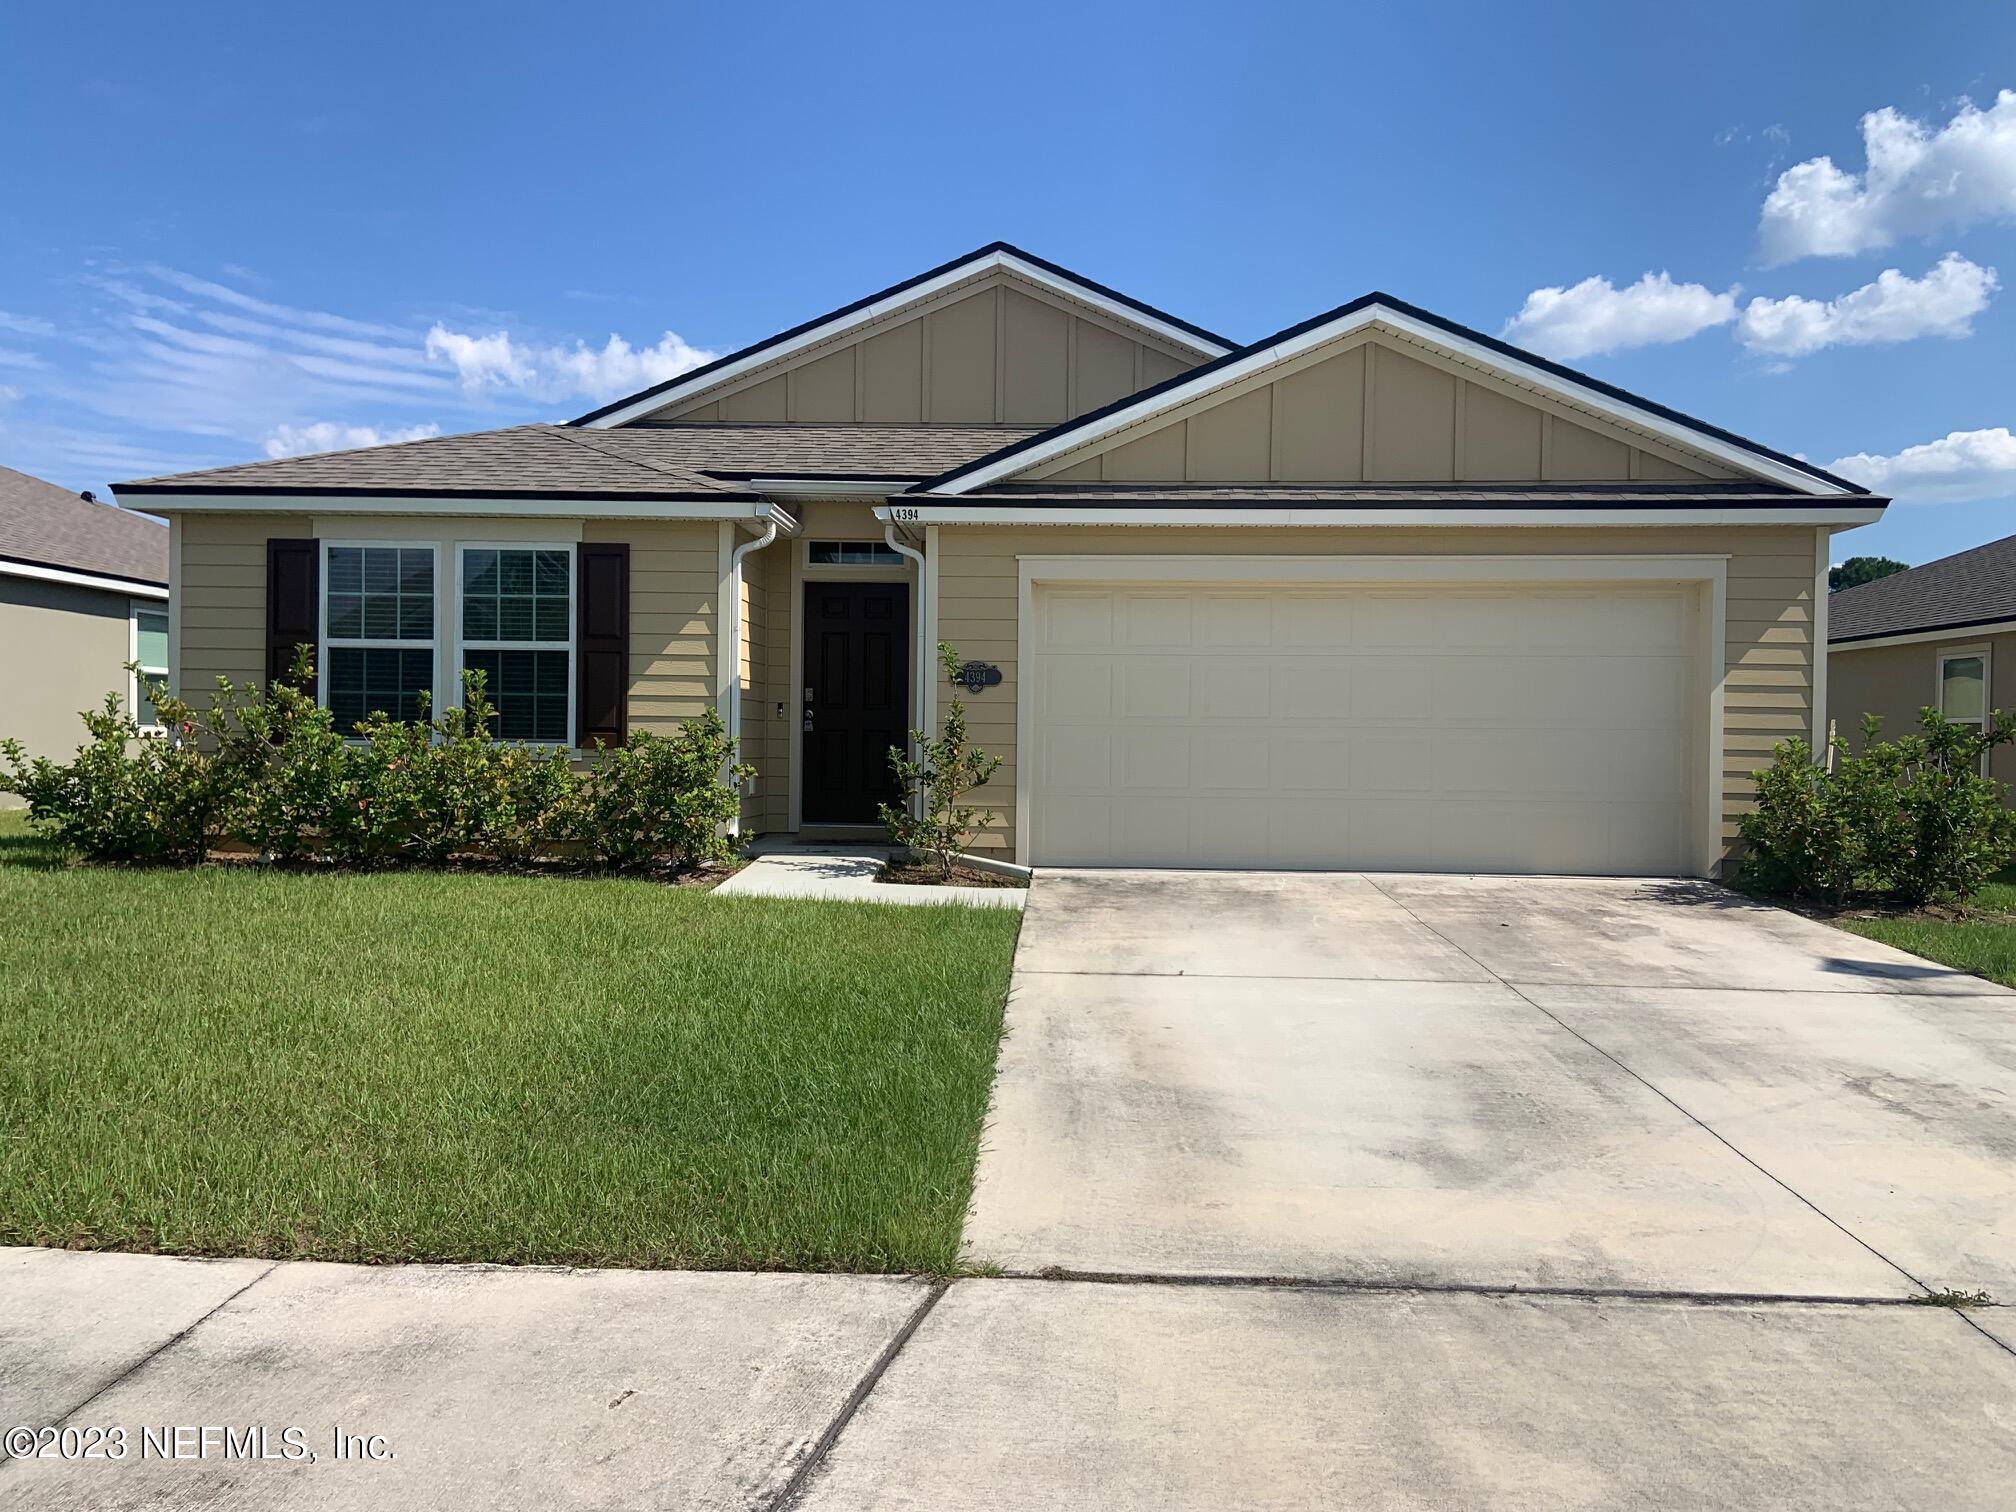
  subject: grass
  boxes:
[1832,866,2016,989]
[0,809,1021,1273]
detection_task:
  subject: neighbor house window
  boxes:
[1939,648,1991,770]
[808,540,903,567]
[131,602,168,730]
[459,546,572,743]
[323,544,436,731]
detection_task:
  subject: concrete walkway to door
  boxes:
[966,869,2016,1299]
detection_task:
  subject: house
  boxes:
[113,244,1885,876]
[1,465,170,802]
[1827,533,2016,788]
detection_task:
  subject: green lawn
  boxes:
[1834,867,2016,989]
[0,809,1020,1272]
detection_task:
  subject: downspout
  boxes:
[885,522,929,820]
[723,517,779,836]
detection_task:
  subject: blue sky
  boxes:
[4,0,2013,565]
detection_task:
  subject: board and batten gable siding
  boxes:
[930,524,1820,869]
[173,513,721,739]
[1033,333,1740,484]
[639,276,1198,428]
[1830,629,2016,791]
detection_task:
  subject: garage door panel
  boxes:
[1029,584,1700,875]
[1040,658,1112,718]
[1040,591,1113,647]
[1196,593,1272,646]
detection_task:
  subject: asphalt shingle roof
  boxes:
[115,424,1045,499]
[1830,533,2016,643]
[0,465,168,584]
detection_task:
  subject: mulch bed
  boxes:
[878,859,1028,889]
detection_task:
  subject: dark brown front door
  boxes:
[802,581,910,824]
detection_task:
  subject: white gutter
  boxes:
[722,520,780,835]
[749,478,916,498]
[877,504,1888,529]
[0,558,169,599]
[885,523,930,820]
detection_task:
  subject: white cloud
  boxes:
[1501,272,1739,360]
[263,421,442,459]
[1760,91,2016,263]
[0,311,55,337]
[1826,427,2016,503]
[424,326,717,401]
[1738,253,1997,357]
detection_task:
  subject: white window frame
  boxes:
[129,598,170,733]
[1936,644,1992,772]
[805,538,906,569]
[453,542,576,748]
[318,539,442,734]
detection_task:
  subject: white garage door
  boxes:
[1028,583,1700,875]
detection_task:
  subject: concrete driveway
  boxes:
[967,870,2016,1299]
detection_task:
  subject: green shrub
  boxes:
[1741,708,2016,907]
[0,684,220,863]
[573,710,749,869]
[881,642,1005,880]
[2,650,737,875]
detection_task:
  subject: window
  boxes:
[323,544,436,731]
[459,546,572,743]
[1939,647,1991,768]
[131,602,168,730]
[808,540,903,567]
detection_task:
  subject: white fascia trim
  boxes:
[1830,619,2016,653]
[934,304,1858,498]
[877,504,1887,529]
[121,493,780,520]
[0,558,169,598]
[578,249,1232,430]
[752,478,908,498]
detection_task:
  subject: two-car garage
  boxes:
[1022,564,1718,876]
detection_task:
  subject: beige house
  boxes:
[1828,534,2016,788]
[1,466,170,804]
[116,243,1886,876]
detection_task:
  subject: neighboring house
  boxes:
[1,465,170,804]
[1828,533,2016,789]
[114,243,1886,876]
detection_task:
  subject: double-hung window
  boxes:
[459,546,573,743]
[1939,647,1991,769]
[130,601,169,730]
[323,544,436,731]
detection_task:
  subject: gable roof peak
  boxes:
[571,241,1236,430]
[916,288,1868,498]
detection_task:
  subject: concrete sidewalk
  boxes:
[4,1248,2013,1510]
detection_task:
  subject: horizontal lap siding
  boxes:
[175,513,286,694]
[932,525,1817,868]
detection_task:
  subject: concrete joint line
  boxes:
[1359,877,1940,1300]
[0,1260,280,1476]
[1016,966,1980,997]
[765,1278,950,1511]
[998,1268,1936,1308]
[1956,1310,2016,1360]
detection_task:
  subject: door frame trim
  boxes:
[795,575,914,827]
[1014,553,1730,876]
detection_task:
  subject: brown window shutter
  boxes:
[265,538,319,696]
[576,542,629,747]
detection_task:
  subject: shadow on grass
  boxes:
[0,812,67,870]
